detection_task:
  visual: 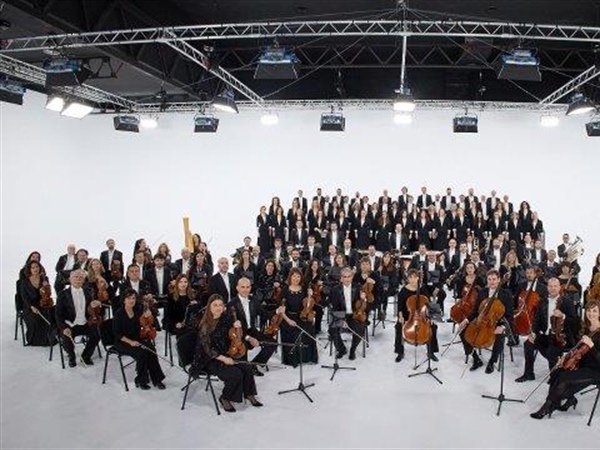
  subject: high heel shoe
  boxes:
[558,397,578,412]
[219,396,236,413]
[245,395,264,407]
[530,400,556,419]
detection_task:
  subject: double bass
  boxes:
[513,284,541,336]
[402,293,431,346]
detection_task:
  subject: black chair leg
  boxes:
[207,377,221,415]
[181,373,193,410]
[164,331,169,357]
[117,355,129,392]
[588,387,600,427]
[20,316,26,346]
[97,344,103,359]
[14,313,19,341]
[58,337,65,369]
[102,352,110,384]
[168,334,173,366]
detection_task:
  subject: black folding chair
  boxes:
[176,331,220,414]
[99,319,135,391]
[580,384,600,427]
[14,281,26,346]
[51,330,103,369]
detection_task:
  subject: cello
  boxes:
[513,283,541,336]
[402,293,431,346]
[464,289,505,349]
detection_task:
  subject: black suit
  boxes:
[117,279,152,311]
[328,284,366,355]
[290,229,308,248]
[54,254,76,292]
[325,231,344,250]
[171,258,192,278]
[146,268,173,302]
[416,194,433,209]
[302,245,323,262]
[100,250,123,274]
[227,295,276,365]
[55,287,100,362]
[208,272,237,302]
[440,195,456,211]
[485,197,500,217]
[389,232,409,255]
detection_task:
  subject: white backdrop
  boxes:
[1,92,599,301]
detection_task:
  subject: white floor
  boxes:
[1,293,598,449]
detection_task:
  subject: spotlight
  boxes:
[140,116,158,129]
[211,88,238,114]
[540,115,559,127]
[260,111,279,125]
[393,87,415,112]
[113,115,140,132]
[60,99,93,118]
[0,78,25,105]
[255,44,300,79]
[453,113,478,133]
[585,117,600,137]
[194,115,219,133]
[496,48,541,82]
[393,112,413,124]
[320,110,345,132]
[44,58,92,88]
[45,94,65,111]
[566,93,596,116]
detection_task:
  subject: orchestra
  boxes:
[12,186,598,424]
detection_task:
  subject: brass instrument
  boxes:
[565,235,584,263]
[183,217,194,251]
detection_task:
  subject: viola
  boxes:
[228,309,247,359]
[300,295,316,322]
[587,272,600,301]
[264,299,285,337]
[450,281,478,324]
[97,278,110,303]
[139,299,157,341]
[352,297,367,323]
[402,294,431,345]
[86,302,103,327]
[361,280,375,304]
[39,283,54,309]
[513,285,541,336]
[560,340,591,370]
[310,281,323,304]
[464,293,505,349]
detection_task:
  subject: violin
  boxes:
[559,332,598,370]
[139,299,157,341]
[300,295,316,322]
[86,302,103,327]
[352,297,367,323]
[310,281,323,304]
[228,309,247,359]
[587,272,600,301]
[513,284,541,336]
[264,299,285,337]
[550,304,567,348]
[39,283,54,309]
[97,278,110,303]
[402,294,431,345]
[450,280,478,324]
[464,291,505,349]
[560,274,579,296]
[361,279,375,304]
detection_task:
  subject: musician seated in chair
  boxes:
[516,277,580,383]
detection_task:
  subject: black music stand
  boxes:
[321,312,356,381]
[481,326,523,416]
[408,344,443,385]
[278,334,315,403]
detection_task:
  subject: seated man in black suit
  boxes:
[117,264,153,312]
[146,254,173,306]
[208,257,237,302]
[55,270,101,367]
[228,277,281,376]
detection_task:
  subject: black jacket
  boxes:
[55,287,93,331]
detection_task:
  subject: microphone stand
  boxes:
[481,320,523,416]
[278,335,315,403]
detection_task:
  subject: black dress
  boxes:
[280,286,318,365]
[19,276,55,346]
[164,294,191,335]
[192,314,257,403]
[256,214,272,253]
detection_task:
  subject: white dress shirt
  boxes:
[68,286,87,327]
[343,284,353,312]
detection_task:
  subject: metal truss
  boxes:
[0,54,137,110]
[128,99,567,114]
[539,65,600,106]
[3,20,600,54]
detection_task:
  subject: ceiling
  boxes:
[1,0,600,107]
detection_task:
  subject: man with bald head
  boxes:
[227,277,280,376]
[208,257,237,302]
[515,277,580,383]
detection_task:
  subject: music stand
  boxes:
[481,326,523,416]
[278,333,315,403]
[321,312,356,381]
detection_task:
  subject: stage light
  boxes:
[255,45,300,80]
[393,112,413,124]
[140,116,158,129]
[44,58,92,88]
[0,78,25,105]
[566,93,596,116]
[585,117,600,136]
[45,94,65,112]
[393,87,415,112]
[260,111,279,125]
[211,88,238,114]
[453,113,478,133]
[320,111,345,132]
[60,99,93,118]
[194,115,219,133]
[540,115,559,127]
[113,115,140,132]
[496,49,541,82]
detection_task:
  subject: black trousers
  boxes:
[62,324,100,361]
[523,334,564,376]
[547,367,600,404]
[248,331,277,365]
[394,321,439,356]
[460,330,504,364]
[113,341,165,385]
[314,304,325,334]
[205,360,257,403]
[330,314,366,354]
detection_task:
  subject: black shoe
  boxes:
[81,357,94,366]
[219,396,236,413]
[515,373,535,383]
[245,395,264,407]
[558,396,578,412]
[135,378,151,390]
[349,351,356,361]
[485,361,495,374]
[68,358,76,368]
[252,367,264,377]
[336,348,347,359]
[395,353,404,363]
[470,358,483,371]
[154,381,166,390]
[530,400,556,419]
[428,353,439,362]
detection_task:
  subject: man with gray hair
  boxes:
[55,270,101,367]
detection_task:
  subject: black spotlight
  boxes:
[320,111,345,132]
[113,115,140,132]
[44,58,92,88]
[194,115,219,133]
[453,113,478,133]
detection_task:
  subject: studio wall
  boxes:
[2,91,599,312]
